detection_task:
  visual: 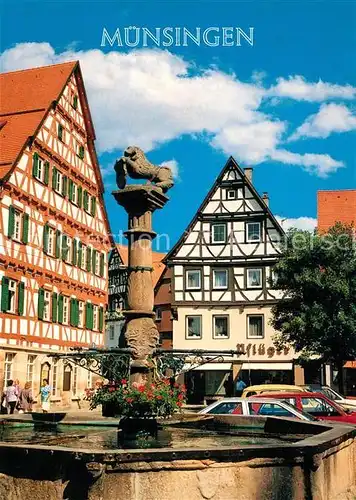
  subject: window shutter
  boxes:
[99,306,104,332]
[77,186,83,208]
[32,153,39,177]
[22,213,29,244]
[85,302,90,329]
[43,224,49,254]
[18,281,25,316]
[55,230,61,258]
[83,190,89,211]
[38,288,45,320]
[90,196,97,217]
[52,167,57,189]
[1,277,9,312]
[73,95,78,109]
[75,299,79,327]
[57,295,64,324]
[79,145,84,159]
[86,247,92,272]
[61,234,68,261]
[52,292,58,322]
[92,249,97,274]
[62,176,68,197]
[68,179,74,201]
[99,253,105,277]
[70,298,76,326]
[78,241,82,268]
[72,239,77,266]
[58,124,63,141]
[8,206,15,238]
[89,303,94,330]
[44,161,50,185]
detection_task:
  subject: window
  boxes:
[52,359,58,396]
[62,235,72,263]
[58,124,65,142]
[247,315,264,339]
[1,278,24,315]
[83,190,90,212]
[53,169,63,194]
[248,402,295,418]
[78,301,84,328]
[72,366,78,396]
[8,207,29,244]
[109,324,115,340]
[213,269,228,289]
[4,353,15,386]
[213,315,229,339]
[186,269,201,290]
[93,305,99,331]
[211,223,227,243]
[72,94,78,110]
[63,296,69,325]
[77,143,85,160]
[44,226,56,257]
[300,397,340,417]
[186,315,202,339]
[26,355,36,386]
[7,279,16,314]
[247,268,262,288]
[32,153,49,184]
[43,291,51,321]
[227,189,237,200]
[13,209,22,241]
[246,222,261,242]
[207,402,243,415]
[81,244,87,270]
[155,307,162,321]
[69,181,78,205]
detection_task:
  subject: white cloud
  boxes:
[160,159,180,180]
[269,75,356,102]
[276,216,317,232]
[289,103,356,141]
[0,43,349,178]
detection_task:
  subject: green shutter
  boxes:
[77,187,83,208]
[68,180,74,201]
[52,167,57,189]
[83,190,89,211]
[85,302,93,329]
[75,299,79,327]
[92,249,97,274]
[55,230,61,258]
[38,288,45,320]
[73,95,78,110]
[62,176,68,197]
[44,161,50,185]
[86,247,92,272]
[99,253,105,277]
[70,298,75,326]
[78,145,84,159]
[43,224,49,254]
[57,295,64,324]
[78,241,82,268]
[85,302,90,328]
[90,197,97,217]
[8,206,15,238]
[99,306,104,332]
[32,153,39,177]
[58,124,63,141]
[1,277,9,312]
[61,234,68,261]
[89,304,94,330]
[72,239,77,266]
[52,292,58,322]
[18,281,25,316]
[22,213,29,244]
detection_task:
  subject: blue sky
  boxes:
[1,0,355,251]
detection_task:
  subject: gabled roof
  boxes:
[164,156,284,262]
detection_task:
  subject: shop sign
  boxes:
[236,343,290,358]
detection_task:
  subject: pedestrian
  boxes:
[5,380,18,414]
[14,379,21,398]
[18,382,33,413]
[1,390,7,414]
[235,376,247,397]
[38,379,51,413]
[223,374,234,397]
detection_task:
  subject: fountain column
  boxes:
[113,185,169,384]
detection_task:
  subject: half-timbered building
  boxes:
[0,62,114,406]
[165,158,296,403]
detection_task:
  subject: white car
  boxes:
[198,397,316,421]
[302,385,356,411]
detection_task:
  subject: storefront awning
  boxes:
[241,362,293,371]
[183,362,232,371]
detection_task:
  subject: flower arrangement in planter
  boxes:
[88,378,186,419]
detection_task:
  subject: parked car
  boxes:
[198,397,316,421]
[253,391,356,424]
[301,385,356,411]
[241,384,306,398]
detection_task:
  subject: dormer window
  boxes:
[227,189,236,200]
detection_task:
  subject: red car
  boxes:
[252,391,356,424]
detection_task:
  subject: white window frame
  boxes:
[186,315,202,339]
[247,314,264,339]
[186,269,201,290]
[78,301,84,328]
[246,222,261,243]
[71,183,78,205]
[64,236,72,263]
[43,290,51,321]
[81,243,87,270]
[213,315,229,339]
[26,355,36,386]
[227,189,237,200]
[213,269,228,289]
[35,156,45,183]
[7,279,17,314]
[13,209,22,242]
[94,252,100,275]
[54,170,63,194]
[63,296,69,325]
[4,353,15,386]
[93,305,99,331]
[247,268,262,289]
[211,223,227,243]
[47,226,56,257]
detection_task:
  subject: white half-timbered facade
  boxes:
[166,158,295,403]
[0,62,114,407]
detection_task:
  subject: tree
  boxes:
[270,223,356,393]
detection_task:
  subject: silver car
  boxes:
[198,397,316,421]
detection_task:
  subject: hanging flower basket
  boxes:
[88,379,186,419]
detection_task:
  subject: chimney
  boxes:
[244,167,253,183]
[262,192,269,207]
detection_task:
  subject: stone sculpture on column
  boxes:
[113,146,174,383]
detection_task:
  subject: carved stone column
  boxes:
[113,185,169,384]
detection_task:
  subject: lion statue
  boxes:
[114,146,174,193]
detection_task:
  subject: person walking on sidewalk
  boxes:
[39,379,51,413]
[5,380,18,414]
[18,382,33,413]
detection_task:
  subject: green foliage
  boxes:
[271,223,356,363]
[87,379,186,418]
